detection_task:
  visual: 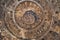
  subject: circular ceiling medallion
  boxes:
[4,0,53,39]
[14,1,44,30]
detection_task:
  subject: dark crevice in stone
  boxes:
[57,20,60,26]
[18,0,21,1]
[0,33,4,40]
[42,38,45,40]
[55,11,59,14]
[54,21,57,24]
[0,6,4,19]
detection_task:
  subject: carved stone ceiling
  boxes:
[0,0,60,40]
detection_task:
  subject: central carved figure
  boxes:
[22,10,36,24]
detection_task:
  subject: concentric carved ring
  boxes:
[14,1,44,30]
[5,0,53,39]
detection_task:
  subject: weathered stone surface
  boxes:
[0,0,60,40]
